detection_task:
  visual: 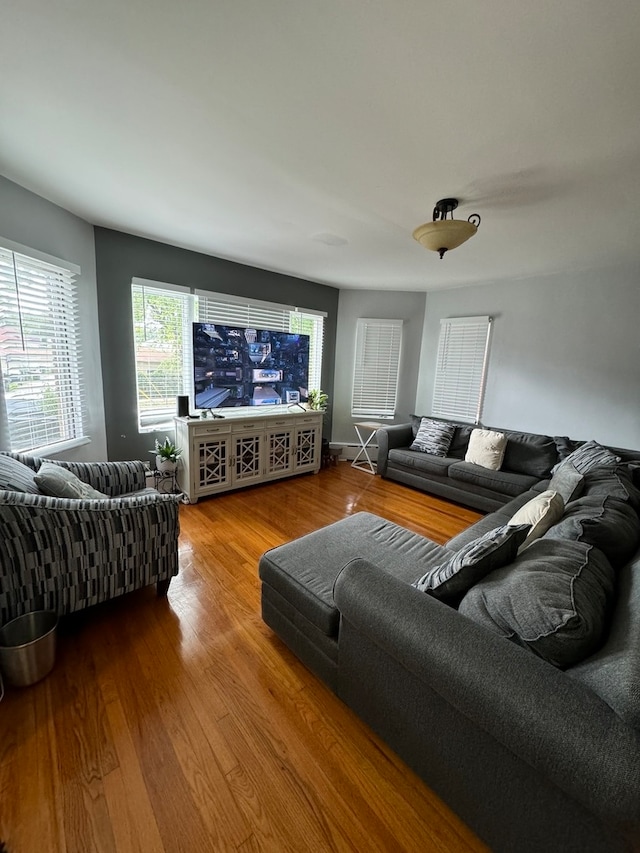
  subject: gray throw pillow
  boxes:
[412,523,530,601]
[410,418,456,456]
[459,539,615,668]
[548,460,584,504]
[0,454,40,493]
[34,461,108,499]
[544,494,640,567]
[555,440,620,476]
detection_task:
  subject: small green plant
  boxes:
[307,389,329,411]
[151,436,182,463]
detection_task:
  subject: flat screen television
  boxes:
[193,323,310,409]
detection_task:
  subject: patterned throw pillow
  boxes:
[465,428,507,470]
[412,523,530,601]
[410,418,456,456]
[555,440,620,476]
[35,462,108,499]
[0,454,40,493]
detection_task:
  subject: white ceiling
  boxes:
[2,0,640,291]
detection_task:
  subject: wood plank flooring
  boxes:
[0,462,487,853]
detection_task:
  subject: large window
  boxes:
[351,318,403,419]
[432,316,492,423]
[131,281,325,431]
[0,243,86,453]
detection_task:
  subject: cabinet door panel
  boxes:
[197,436,231,493]
[233,433,263,483]
[265,428,294,477]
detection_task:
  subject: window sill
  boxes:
[27,436,92,457]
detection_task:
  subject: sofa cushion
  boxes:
[508,490,565,549]
[34,461,108,499]
[581,464,640,512]
[410,418,456,456]
[544,494,640,567]
[465,429,507,470]
[502,431,558,478]
[259,512,448,637]
[459,539,616,668]
[0,454,41,494]
[388,448,457,477]
[555,439,620,475]
[412,523,530,601]
[548,460,585,504]
[448,461,537,497]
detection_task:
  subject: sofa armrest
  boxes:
[334,558,640,828]
[375,423,413,476]
[45,459,148,496]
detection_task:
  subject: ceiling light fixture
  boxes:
[412,198,481,259]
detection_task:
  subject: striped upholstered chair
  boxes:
[0,452,180,624]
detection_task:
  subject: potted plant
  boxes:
[307,389,329,411]
[152,436,182,473]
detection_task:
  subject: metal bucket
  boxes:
[0,611,58,687]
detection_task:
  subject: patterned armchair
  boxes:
[0,452,181,624]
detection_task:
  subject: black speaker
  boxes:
[177,395,190,417]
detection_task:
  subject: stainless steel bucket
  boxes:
[0,611,58,687]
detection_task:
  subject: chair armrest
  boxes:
[44,459,148,496]
[0,490,180,621]
[334,557,640,828]
[375,423,413,476]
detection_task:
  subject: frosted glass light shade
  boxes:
[412,219,478,256]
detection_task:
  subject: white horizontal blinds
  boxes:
[351,318,403,418]
[288,311,324,393]
[197,291,325,394]
[0,247,85,453]
[131,281,192,430]
[432,316,492,423]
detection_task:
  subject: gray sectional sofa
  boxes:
[377,416,566,511]
[259,437,640,853]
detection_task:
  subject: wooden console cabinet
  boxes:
[174,409,323,502]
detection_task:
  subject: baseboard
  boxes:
[331,442,379,462]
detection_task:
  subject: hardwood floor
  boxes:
[0,463,487,853]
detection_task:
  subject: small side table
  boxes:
[352,421,383,474]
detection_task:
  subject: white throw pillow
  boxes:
[465,429,507,470]
[508,489,565,550]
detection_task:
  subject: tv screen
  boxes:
[193,323,310,409]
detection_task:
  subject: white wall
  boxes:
[332,289,426,445]
[416,263,640,449]
[0,176,107,460]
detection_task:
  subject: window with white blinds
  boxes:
[0,245,85,453]
[351,318,403,418]
[131,282,326,431]
[432,316,492,423]
[131,280,193,431]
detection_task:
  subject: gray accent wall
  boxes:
[94,227,339,461]
[331,289,426,445]
[0,176,107,460]
[417,264,640,449]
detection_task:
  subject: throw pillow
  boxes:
[412,523,530,601]
[544,494,640,568]
[465,429,507,470]
[410,418,456,456]
[458,539,615,668]
[555,440,620,476]
[0,454,40,494]
[507,490,565,550]
[34,462,108,499]
[548,460,584,504]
